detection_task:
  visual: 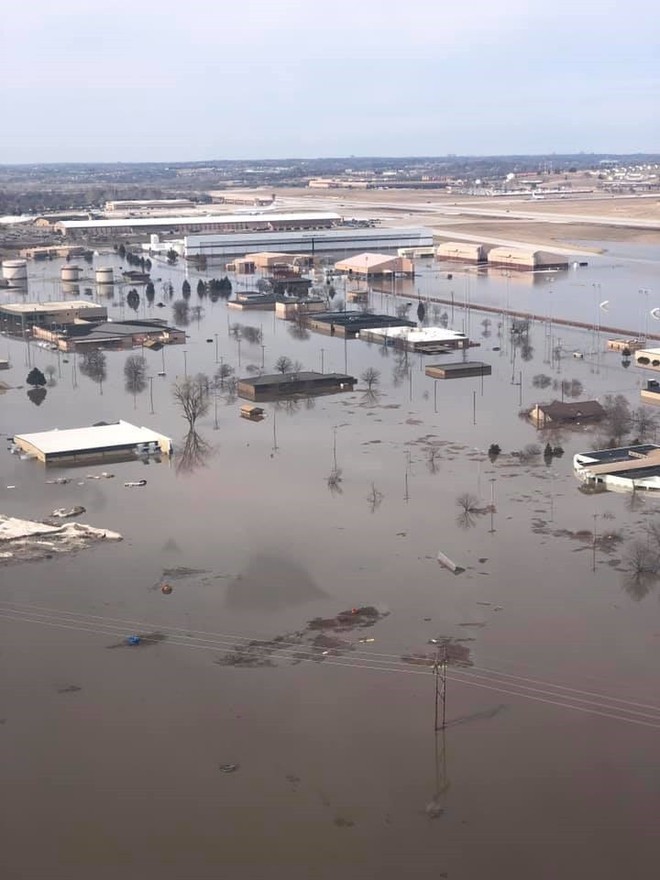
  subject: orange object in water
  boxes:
[161,583,173,595]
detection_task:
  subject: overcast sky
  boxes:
[2,0,657,163]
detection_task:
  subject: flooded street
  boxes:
[2,245,660,879]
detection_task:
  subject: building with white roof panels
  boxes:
[358,325,470,352]
[487,247,568,271]
[14,420,172,465]
[436,242,487,263]
[0,300,107,333]
[185,227,433,259]
[334,252,414,277]
[57,212,341,238]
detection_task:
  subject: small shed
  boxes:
[240,405,265,421]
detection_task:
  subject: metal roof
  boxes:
[59,212,341,230]
[359,326,467,342]
[0,300,103,314]
[15,420,170,455]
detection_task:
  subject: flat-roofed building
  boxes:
[185,227,433,259]
[0,301,107,334]
[425,362,492,380]
[304,311,415,338]
[14,420,172,465]
[359,325,470,353]
[238,371,356,401]
[574,444,660,492]
[58,212,341,239]
[32,319,185,352]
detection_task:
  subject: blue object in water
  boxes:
[126,635,141,646]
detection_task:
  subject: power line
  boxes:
[1,603,659,729]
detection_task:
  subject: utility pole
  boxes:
[149,376,154,414]
[433,644,448,732]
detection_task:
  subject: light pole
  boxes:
[183,349,188,377]
[149,376,154,413]
[261,344,266,369]
[214,333,219,364]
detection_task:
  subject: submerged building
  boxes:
[238,371,356,401]
[359,326,470,353]
[574,444,660,492]
[13,420,172,465]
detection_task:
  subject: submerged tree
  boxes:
[79,350,107,392]
[182,279,191,299]
[124,354,147,402]
[26,367,46,387]
[361,366,381,391]
[126,288,140,312]
[145,281,155,303]
[172,374,210,430]
[172,299,190,326]
[275,355,293,374]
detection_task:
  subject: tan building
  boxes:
[488,248,569,271]
[436,242,487,263]
[0,301,107,334]
[334,252,414,277]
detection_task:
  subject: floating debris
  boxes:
[160,583,173,595]
[437,549,464,574]
[219,763,240,774]
[124,480,147,488]
[0,515,121,567]
[51,506,86,519]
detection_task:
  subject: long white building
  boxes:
[184,227,433,259]
[57,212,341,238]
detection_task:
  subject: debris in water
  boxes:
[106,632,167,650]
[126,635,141,646]
[160,583,173,595]
[219,763,239,774]
[437,549,464,574]
[51,506,86,519]
[124,480,147,488]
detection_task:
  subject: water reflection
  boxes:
[175,430,212,475]
[225,553,327,611]
[27,387,47,406]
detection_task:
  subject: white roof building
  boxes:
[14,420,172,463]
[358,325,470,351]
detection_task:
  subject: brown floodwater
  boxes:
[1,247,660,879]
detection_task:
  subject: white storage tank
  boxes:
[61,265,82,282]
[2,259,28,286]
[95,267,114,284]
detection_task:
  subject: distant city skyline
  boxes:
[2,0,657,163]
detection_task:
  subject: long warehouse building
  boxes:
[184,227,433,259]
[57,212,341,238]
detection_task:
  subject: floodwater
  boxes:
[1,244,660,879]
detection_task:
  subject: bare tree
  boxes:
[632,407,659,441]
[242,325,263,345]
[427,446,442,474]
[603,394,632,443]
[366,483,384,513]
[172,299,190,326]
[214,363,234,388]
[326,468,343,495]
[456,493,479,514]
[80,350,107,392]
[361,367,381,391]
[275,355,293,374]
[172,374,210,430]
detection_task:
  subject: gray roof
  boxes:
[240,372,355,387]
